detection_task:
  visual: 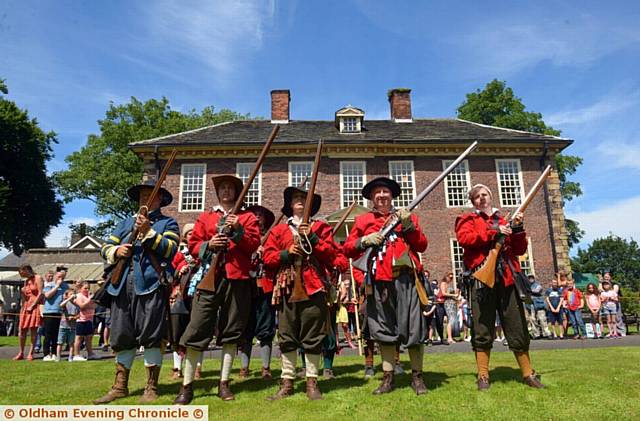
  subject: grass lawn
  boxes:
[1,347,638,420]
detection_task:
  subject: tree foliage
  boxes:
[0,79,64,254]
[571,235,640,291]
[54,97,251,229]
[457,79,584,247]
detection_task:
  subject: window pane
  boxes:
[443,160,470,207]
[236,163,260,206]
[389,161,414,207]
[451,239,465,281]
[180,164,205,211]
[341,162,366,208]
[289,162,312,190]
[343,117,358,133]
[497,160,523,207]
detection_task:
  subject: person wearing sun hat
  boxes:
[343,177,429,396]
[95,178,180,404]
[263,186,336,401]
[173,174,260,404]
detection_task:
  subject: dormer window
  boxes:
[335,105,365,134]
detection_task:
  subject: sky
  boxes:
[1,0,639,256]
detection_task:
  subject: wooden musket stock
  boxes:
[197,125,280,293]
[290,140,324,302]
[472,165,552,288]
[109,149,178,288]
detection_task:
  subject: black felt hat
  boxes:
[127,179,173,207]
[361,177,401,200]
[281,186,322,218]
[246,205,276,229]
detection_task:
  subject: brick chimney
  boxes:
[271,90,290,124]
[388,88,412,122]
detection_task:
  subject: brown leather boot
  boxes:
[477,375,490,391]
[194,366,202,379]
[410,370,427,395]
[173,383,194,405]
[261,367,272,380]
[94,363,130,404]
[523,371,545,389]
[266,378,295,401]
[218,380,235,401]
[372,371,394,395]
[306,377,323,400]
[140,365,161,403]
[239,367,250,379]
[170,368,181,381]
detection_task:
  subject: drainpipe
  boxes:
[153,145,160,180]
[541,141,559,273]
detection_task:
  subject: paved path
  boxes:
[1,335,638,361]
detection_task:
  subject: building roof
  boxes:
[0,253,26,271]
[129,118,572,148]
[2,263,104,283]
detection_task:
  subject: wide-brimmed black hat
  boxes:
[282,186,322,217]
[127,179,173,207]
[246,205,276,229]
[361,177,401,200]
[212,175,244,201]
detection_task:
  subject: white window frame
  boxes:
[519,239,536,277]
[236,162,261,206]
[340,117,361,133]
[288,161,313,190]
[388,160,416,208]
[450,238,465,283]
[495,159,525,208]
[443,159,472,208]
[179,163,207,212]
[339,161,367,208]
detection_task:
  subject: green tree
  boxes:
[571,235,640,291]
[0,79,64,254]
[54,97,251,231]
[457,79,584,247]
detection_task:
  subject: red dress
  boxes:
[19,276,42,330]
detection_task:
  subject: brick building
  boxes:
[129,89,573,284]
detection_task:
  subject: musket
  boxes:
[332,200,358,235]
[260,176,309,246]
[345,224,363,356]
[352,141,479,277]
[289,140,323,302]
[197,125,280,293]
[471,165,552,288]
[109,148,178,288]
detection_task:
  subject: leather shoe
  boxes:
[477,375,490,391]
[173,383,194,405]
[218,380,235,401]
[523,371,545,389]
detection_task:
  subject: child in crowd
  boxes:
[545,278,564,339]
[72,280,97,360]
[585,283,602,339]
[57,289,79,361]
[459,296,471,342]
[600,280,619,338]
[562,279,586,339]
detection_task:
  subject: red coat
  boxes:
[188,209,260,281]
[343,210,427,282]
[263,219,336,295]
[455,211,528,287]
[333,246,350,274]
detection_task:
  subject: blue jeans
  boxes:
[568,309,586,337]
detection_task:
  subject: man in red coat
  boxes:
[173,175,260,404]
[344,177,428,396]
[455,184,544,390]
[263,186,336,400]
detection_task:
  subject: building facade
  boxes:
[130,89,573,284]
